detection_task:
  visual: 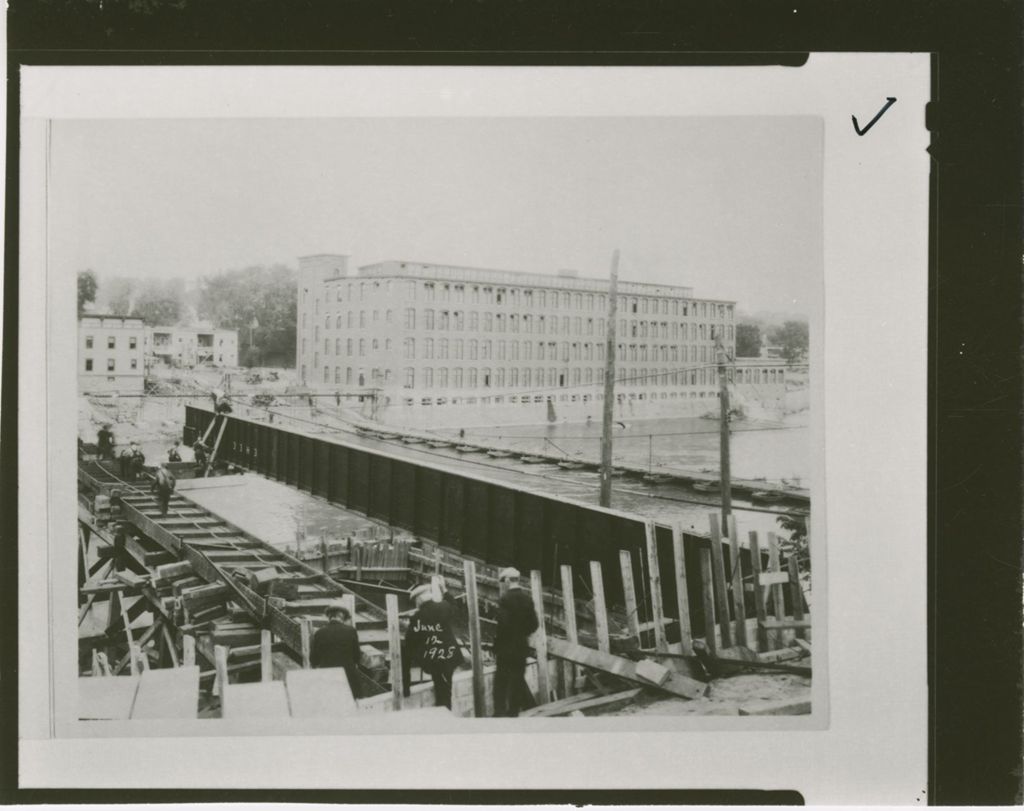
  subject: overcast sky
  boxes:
[50,116,821,315]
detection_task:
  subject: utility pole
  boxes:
[715,330,732,527]
[599,250,620,507]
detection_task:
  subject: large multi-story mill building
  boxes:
[296,254,786,428]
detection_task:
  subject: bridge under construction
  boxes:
[76,407,812,723]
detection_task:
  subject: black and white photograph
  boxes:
[18,61,932,799]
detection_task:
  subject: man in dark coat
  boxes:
[405,581,464,710]
[97,424,115,461]
[310,605,362,697]
[151,464,176,516]
[493,567,539,717]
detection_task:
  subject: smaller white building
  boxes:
[145,325,239,369]
[79,314,147,394]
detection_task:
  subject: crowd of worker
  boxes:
[311,566,540,716]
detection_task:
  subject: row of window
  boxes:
[308,335,735,365]
[83,358,138,372]
[83,335,138,351]
[307,362,786,387]
[313,278,732,320]
[403,390,724,408]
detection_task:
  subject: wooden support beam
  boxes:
[707,514,733,649]
[760,619,812,631]
[699,547,717,656]
[300,618,312,669]
[161,623,180,668]
[767,532,786,648]
[117,590,139,676]
[644,521,667,652]
[386,593,404,711]
[78,594,98,627]
[670,524,693,655]
[589,561,611,654]
[525,687,643,718]
[788,556,806,640]
[748,532,770,653]
[530,570,552,704]
[261,630,273,682]
[463,560,485,718]
[726,515,747,648]
[559,565,579,695]
[214,644,230,703]
[182,634,196,666]
[618,550,642,647]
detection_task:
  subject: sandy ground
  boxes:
[610,672,812,716]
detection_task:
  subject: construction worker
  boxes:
[167,441,182,462]
[310,605,362,697]
[193,439,209,470]
[215,395,233,415]
[130,443,146,481]
[405,580,463,710]
[492,567,539,717]
[97,424,115,461]
[118,444,135,480]
[151,464,176,516]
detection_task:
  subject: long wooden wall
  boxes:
[185,407,751,642]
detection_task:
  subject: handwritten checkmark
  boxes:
[852,97,897,136]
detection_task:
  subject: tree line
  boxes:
[735,318,808,365]
[77,264,297,367]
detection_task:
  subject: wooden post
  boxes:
[715,333,732,528]
[707,514,733,648]
[463,560,485,717]
[320,536,329,574]
[559,565,579,695]
[726,515,748,647]
[699,546,717,655]
[300,618,312,669]
[589,561,611,653]
[529,570,551,704]
[182,634,196,666]
[117,590,138,676]
[788,556,806,640]
[214,644,230,705]
[261,629,273,681]
[341,593,356,623]
[618,550,642,646]
[598,248,620,507]
[767,532,786,647]
[748,532,770,652]
[161,623,180,668]
[670,524,694,655]
[644,521,668,652]
[386,593,403,710]
[355,545,363,582]
[137,644,150,672]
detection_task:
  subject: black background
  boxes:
[2,0,1021,804]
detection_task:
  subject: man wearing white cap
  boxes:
[405,580,462,710]
[493,567,539,717]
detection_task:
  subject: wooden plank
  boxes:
[130,666,200,719]
[182,634,196,666]
[644,521,667,652]
[260,630,273,682]
[559,564,579,695]
[767,532,786,646]
[529,570,551,704]
[737,698,811,716]
[78,676,140,720]
[285,668,357,718]
[759,571,791,586]
[760,619,812,630]
[589,561,611,654]
[748,532,770,652]
[300,618,312,669]
[214,644,230,701]
[788,556,806,640]
[726,515,747,647]
[670,524,693,655]
[707,515,732,648]
[699,546,717,656]
[546,638,705,700]
[524,688,643,717]
[618,550,642,647]
[221,680,291,719]
[463,560,485,717]
[386,593,404,711]
[519,689,604,718]
[161,624,180,668]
